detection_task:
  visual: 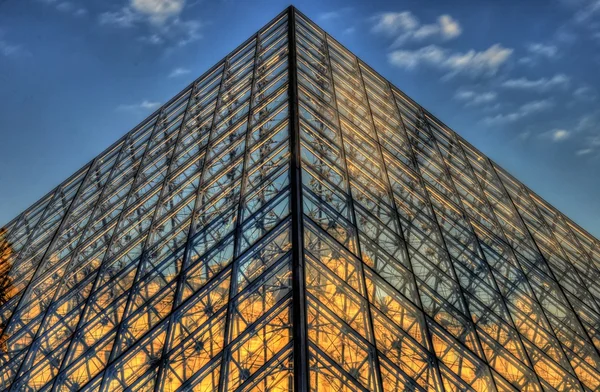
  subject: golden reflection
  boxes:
[59,335,115,391]
[307,302,375,390]
[162,316,225,392]
[431,331,493,391]
[0,228,15,352]
[232,264,291,340]
[306,259,367,337]
[227,306,291,390]
[364,273,425,348]
[372,315,430,389]
[105,328,166,391]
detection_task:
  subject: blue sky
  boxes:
[1,0,599,237]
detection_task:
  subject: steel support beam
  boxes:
[287,6,310,392]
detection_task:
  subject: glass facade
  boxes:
[1,7,599,391]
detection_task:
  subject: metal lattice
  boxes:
[1,7,599,392]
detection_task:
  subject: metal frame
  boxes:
[287,7,310,392]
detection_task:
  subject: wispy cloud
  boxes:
[0,30,28,58]
[0,40,24,57]
[573,0,600,24]
[36,0,87,18]
[139,33,164,45]
[519,43,560,67]
[343,27,356,35]
[388,44,512,78]
[454,89,497,106]
[565,111,600,156]
[319,11,340,21]
[482,99,554,125]
[101,0,187,28]
[318,7,353,21]
[117,100,161,112]
[371,11,462,46]
[131,0,186,25]
[501,74,570,92]
[575,135,600,157]
[527,43,559,58]
[169,67,190,78]
[555,26,578,44]
[559,0,600,50]
[99,7,140,28]
[99,0,203,48]
[172,19,203,47]
[587,135,600,147]
[573,86,597,101]
[372,11,419,35]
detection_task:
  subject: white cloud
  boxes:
[343,27,356,35]
[411,24,440,41]
[443,45,512,76]
[568,113,600,156]
[318,7,353,21]
[519,131,532,140]
[439,15,462,39]
[454,90,476,100]
[100,0,187,27]
[574,86,596,100]
[518,56,535,66]
[575,113,600,136]
[521,99,555,113]
[527,43,559,58]
[501,74,570,91]
[139,34,164,45]
[517,43,559,67]
[454,90,497,106]
[0,40,23,57]
[99,0,202,48]
[169,67,190,78]
[371,11,462,46]
[118,100,161,111]
[74,8,88,17]
[574,0,600,24]
[319,11,340,21]
[37,0,87,18]
[389,44,512,78]
[0,31,27,58]
[555,27,578,43]
[371,12,419,35]
[173,19,203,47]
[482,99,554,125]
[131,0,185,25]
[551,129,570,141]
[99,7,140,28]
[572,112,600,157]
[56,2,73,12]
[389,45,445,69]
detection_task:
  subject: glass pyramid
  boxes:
[1,6,600,391]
